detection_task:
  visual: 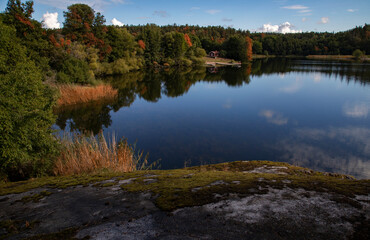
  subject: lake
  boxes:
[54,58,370,179]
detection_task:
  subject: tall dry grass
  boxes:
[56,84,118,107]
[54,132,148,176]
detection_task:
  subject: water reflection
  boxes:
[54,58,370,178]
[55,99,114,135]
[277,127,370,178]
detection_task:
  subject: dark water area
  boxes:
[54,58,370,179]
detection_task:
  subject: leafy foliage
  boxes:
[0,21,58,180]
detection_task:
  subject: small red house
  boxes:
[209,51,220,58]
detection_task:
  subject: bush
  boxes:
[352,49,364,60]
[0,21,59,180]
[57,56,91,84]
[194,48,207,58]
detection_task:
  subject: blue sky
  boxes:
[1,0,369,32]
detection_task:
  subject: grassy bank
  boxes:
[306,55,370,61]
[54,133,147,176]
[55,84,118,107]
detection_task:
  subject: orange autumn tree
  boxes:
[184,33,192,47]
[138,39,146,49]
[246,36,253,61]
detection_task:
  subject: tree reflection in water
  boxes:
[55,58,370,134]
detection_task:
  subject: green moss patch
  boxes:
[0,170,124,196]
[119,161,369,211]
[1,161,369,212]
[19,191,52,203]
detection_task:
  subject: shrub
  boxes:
[0,21,59,181]
[57,56,91,84]
[194,48,207,58]
[352,49,364,60]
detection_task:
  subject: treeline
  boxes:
[127,24,370,56]
[2,0,368,86]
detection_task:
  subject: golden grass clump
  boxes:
[54,132,147,176]
[56,84,118,107]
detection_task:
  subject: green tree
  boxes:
[106,26,137,62]
[139,24,162,65]
[352,49,364,60]
[3,0,52,73]
[253,40,263,54]
[63,4,95,41]
[0,21,58,180]
[222,35,247,62]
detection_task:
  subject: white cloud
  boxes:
[313,73,322,83]
[190,7,200,11]
[206,9,221,15]
[222,100,232,109]
[282,5,309,10]
[343,102,370,118]
[41,12,60,29]
[282,5,312,16]
[278,79,303,93]
[259,110,288,125]
[347,9,358,13]
[222,18,233,22]
[302,17,307,22]
[319,17,329,24]
[153,10,169,18]
[277,127,370,178]
[257,22,302,34]
[111,18,124,26]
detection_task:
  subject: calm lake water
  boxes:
[55,58,370,179]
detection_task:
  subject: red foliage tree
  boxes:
[246,36,253,61]
[138,40,146,49]
[184,34,192,47]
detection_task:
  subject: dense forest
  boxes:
[0,0,369,180]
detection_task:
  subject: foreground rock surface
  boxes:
[0,161,369,239]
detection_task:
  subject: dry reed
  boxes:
[54,132,148,176]
[56,84,118,107]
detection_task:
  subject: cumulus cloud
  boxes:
[41,12,60,29]
[319,17,329,24]
[347,9,358,13]
[206,9,221,15]
[257,22,302,34]
[153,10,169,18]
[259,110,288,125]
[111,18,124,26]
